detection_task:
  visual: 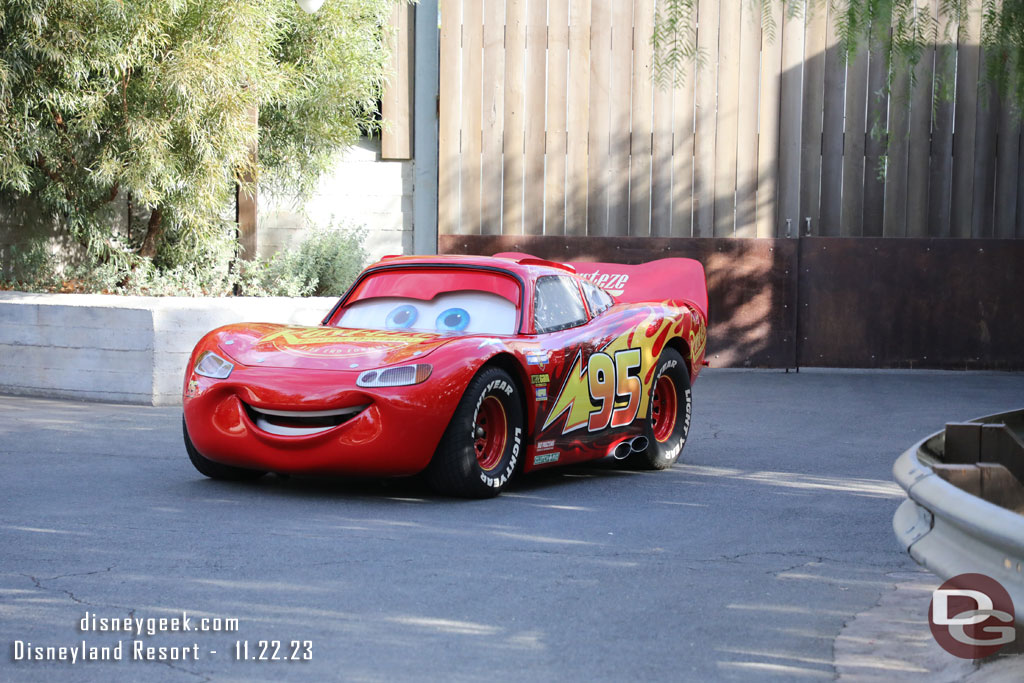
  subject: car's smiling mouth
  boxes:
[244,403,369,436]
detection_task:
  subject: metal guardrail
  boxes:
[893,409,1024,623]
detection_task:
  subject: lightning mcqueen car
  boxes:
[183,253,708,498]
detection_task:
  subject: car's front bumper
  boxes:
[183,365,461,477]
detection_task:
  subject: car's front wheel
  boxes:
[628,347,692,470]
[183,417,266,481]
[425,366,524,498]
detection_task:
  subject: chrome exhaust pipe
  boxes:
[629,436,649,453]
[612,441,632,460]
[610,436,648,460]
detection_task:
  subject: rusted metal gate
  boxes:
[440,235,1024,369]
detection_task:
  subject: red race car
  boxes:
[182,253,708,497]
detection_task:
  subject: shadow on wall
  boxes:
[435,44,797,369]
[438,232,797,369]
[0,198,84,281]
[433,8,1024,368]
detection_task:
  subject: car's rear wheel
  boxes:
[425,366,524,498]
[183,417,266,481]
[628,347,692,470]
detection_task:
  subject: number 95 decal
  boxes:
[543,348,646,434]
[587,349,641,431]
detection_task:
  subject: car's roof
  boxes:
[366,253,578,281]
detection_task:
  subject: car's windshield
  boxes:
[335,269,520,335]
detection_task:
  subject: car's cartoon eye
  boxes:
[435,307,470,332]
[386,304,419,329]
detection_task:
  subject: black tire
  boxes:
[628,347,692,470]
[425,366,524,498]
[183,417,266,481]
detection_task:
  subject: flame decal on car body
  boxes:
[259,327,438,347]
[254,326,447,361]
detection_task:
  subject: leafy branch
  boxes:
[653,0,1021,111]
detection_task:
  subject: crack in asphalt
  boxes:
[155,659,213,682]
[21,566,116,608]
[688,552,827,569]
[772,558,829,577]
[829,586,889,682]
[34,566,116,582]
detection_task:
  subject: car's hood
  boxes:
[211,323,453,372]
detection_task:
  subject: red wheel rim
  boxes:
[651,375,677,443]
[474,396,508,471]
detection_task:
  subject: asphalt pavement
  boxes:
[2,369,1023,681]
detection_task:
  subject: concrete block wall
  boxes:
[0,293,336,406]
[258,136,415,264]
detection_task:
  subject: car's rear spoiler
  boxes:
[569,258,708,320]
[494,252,708,320]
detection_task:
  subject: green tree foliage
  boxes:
[0,0,392,260]
[653,1,1023,110]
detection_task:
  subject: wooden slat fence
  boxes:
[381,1,414,160]
[436,0,1024,239]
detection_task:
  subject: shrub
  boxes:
[236,225,368,297]
[4,242,62,290]
[0,224,369,298]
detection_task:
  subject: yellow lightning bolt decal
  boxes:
[542,350,592,433]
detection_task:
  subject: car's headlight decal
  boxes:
[357,364,432,387]
[194,351,234,379]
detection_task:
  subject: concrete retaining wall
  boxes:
[0,293,336,406]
